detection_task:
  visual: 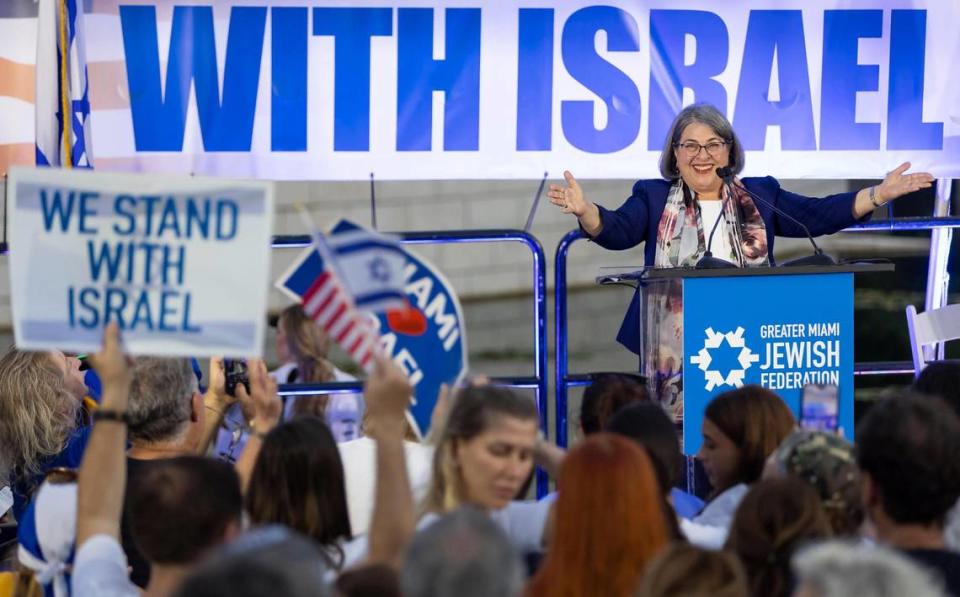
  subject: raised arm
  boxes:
[851,162,934,218]
[771,162,935,238]
[233,360,282,493]
[365,355,415,568]
[197,357,235,454]
[76,323,133,548]
[549,172,650,250]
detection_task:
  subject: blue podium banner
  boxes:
[681,273,854,455]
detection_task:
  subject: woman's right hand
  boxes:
[548,170,602,235]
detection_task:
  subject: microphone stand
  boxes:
[716,168,836,267]
[695,182,737,269]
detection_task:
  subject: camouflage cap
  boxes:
[774,430,863,534]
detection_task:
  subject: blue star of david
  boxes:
[368,256,391,283]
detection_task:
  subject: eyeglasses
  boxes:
[675,141,728,157]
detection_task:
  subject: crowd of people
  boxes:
[0,307,959,597]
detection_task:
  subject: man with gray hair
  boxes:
[401,507,525,597]
[122,356,209,587]
[792,540,946,597]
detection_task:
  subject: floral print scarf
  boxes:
[643,179,769,422]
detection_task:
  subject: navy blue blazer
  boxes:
[589,177,866,355]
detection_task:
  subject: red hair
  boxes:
[526,434,670,597]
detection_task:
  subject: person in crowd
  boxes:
[338,387,439,536]
[855,393,960,595]
[912,361,960,416]
[216,304,360,460]
[526,434,671,597]
[638,542,748,597]
[606,401,704,519]
[401,507,525,597]
[279,303,360,428]
[420,384,549,553]
[245,417,355,571]
[0,349,88,520]
[69,324,270,597]
[690,386,795,538]
[548,102,933,416]
[791,540,946,597]
[912,361,960,550]
[15,472,78,597]
[579,373,649,437]
[115,356,256,588]
[765,430,863,536]
[173,526,331,597]
[724,477,832,597]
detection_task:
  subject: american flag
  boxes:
[277,222,407,373]
[301,268,380,372]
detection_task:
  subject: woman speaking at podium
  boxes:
[548,103,933,419]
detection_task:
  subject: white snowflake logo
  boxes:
[689,327,760,391]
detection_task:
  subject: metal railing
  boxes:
[553,210,960,448]
[274,229,551,496]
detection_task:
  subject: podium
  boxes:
[598,263,893,455]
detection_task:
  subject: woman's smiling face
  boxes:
[674,121,730,199]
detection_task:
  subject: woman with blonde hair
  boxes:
[420,384,548,553]
[0,348,88,520]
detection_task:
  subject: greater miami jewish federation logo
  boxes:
[689,327,760,391]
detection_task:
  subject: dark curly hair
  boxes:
[856,393,960,526]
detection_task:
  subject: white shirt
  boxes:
[338,438,435,536]
[71,535,139,597]
[679,483,748,550]
[699,199,733,261]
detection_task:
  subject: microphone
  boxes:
[695,175,737,269]
[695,202,737,268]
[715,167,836,267]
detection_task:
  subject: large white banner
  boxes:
[2,0,959,180]
[7,167,274,357]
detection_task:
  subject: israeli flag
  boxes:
[323,221,408,313]
[35,0,93,168]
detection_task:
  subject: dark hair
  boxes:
[337,564,402,597]
[425,385,539,512]
[174,526,330,597]
[856,393,960,526]
[246,417,352,564]
[725,478,832,597]
[659,103,746,180]
[127,456,242,565]
[912,361,960,417]
[705,385,795,488]
[580,373,650,435]
[605,401,682,493]
[641,542,749,597]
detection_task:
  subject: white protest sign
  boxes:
[7,167,274,357]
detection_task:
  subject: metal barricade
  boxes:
[553,213,960,448]
[274,229,550,496]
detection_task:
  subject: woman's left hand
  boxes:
[876,162,935,204]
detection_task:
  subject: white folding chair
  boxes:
[905,303,960,377]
